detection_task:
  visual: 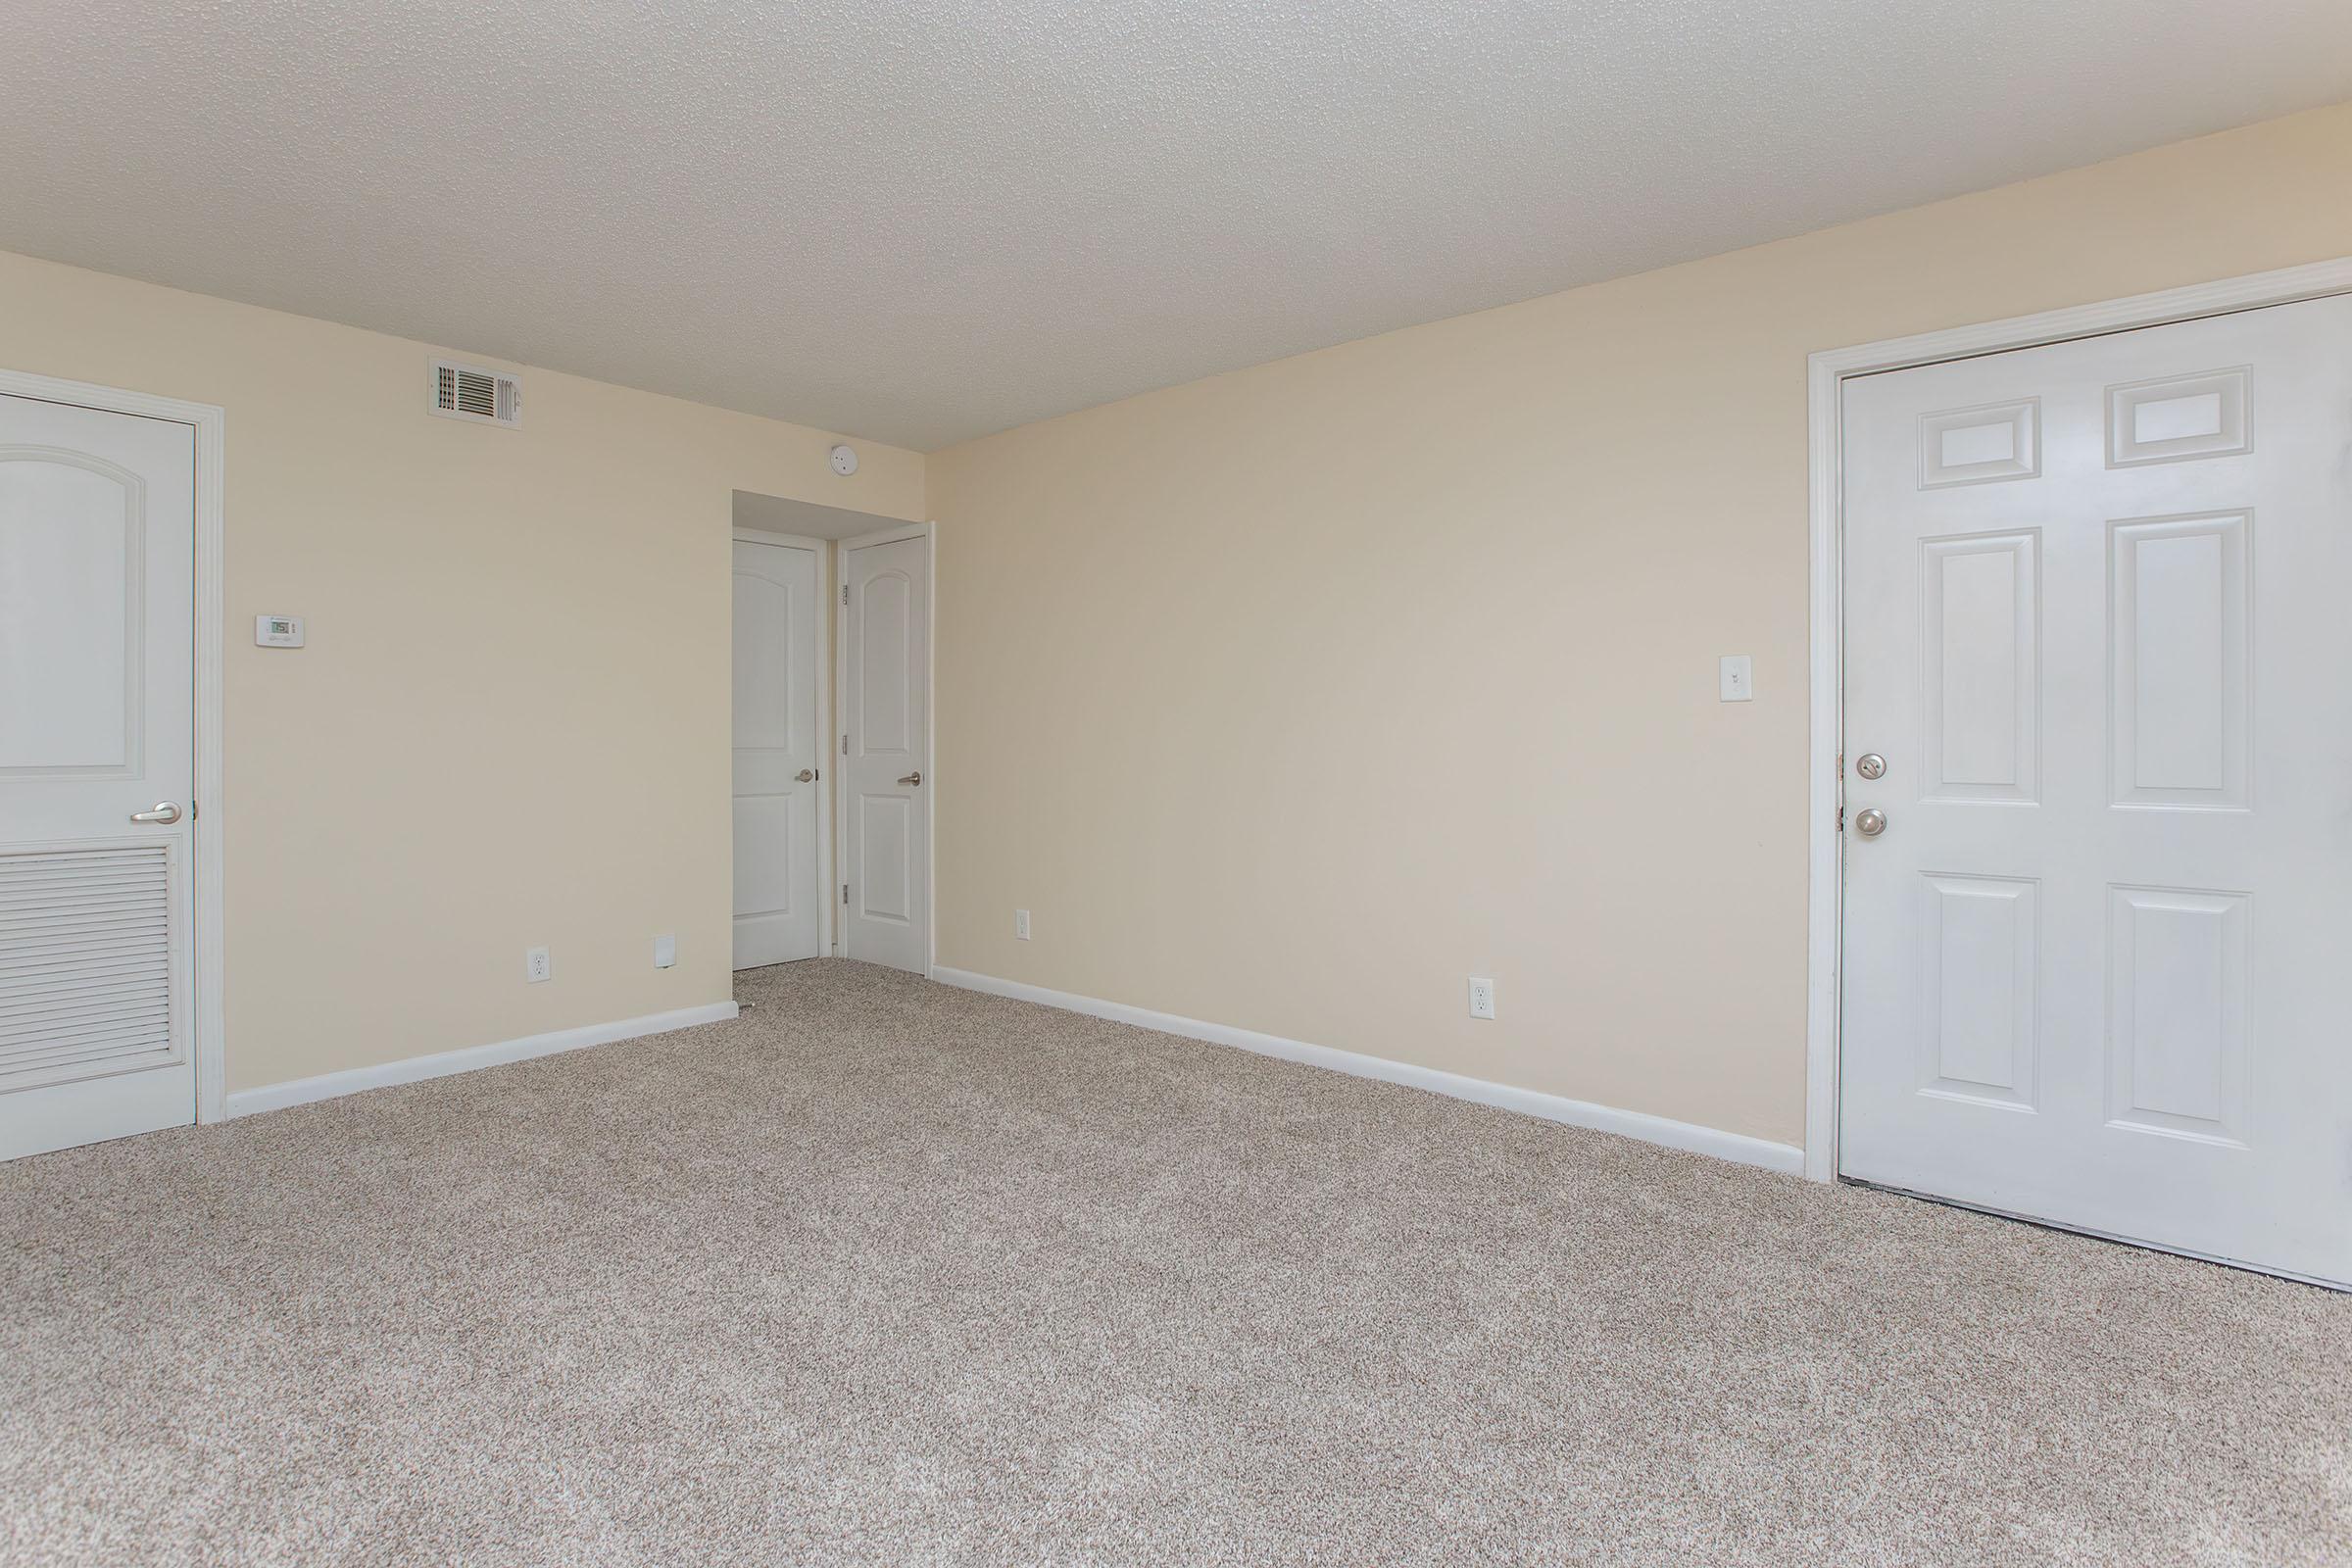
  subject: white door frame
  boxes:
[731,524,835,959]
[1803,255,2352,1183]
[1,367,226,1125]
[833,520,937,974]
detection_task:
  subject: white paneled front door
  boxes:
[1,393,197,1158]
[1839,294,2352,1285]
[732,537,822,968]
[840,532,928,974]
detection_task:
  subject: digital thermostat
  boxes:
[255,614,306,648]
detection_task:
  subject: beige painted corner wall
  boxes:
[0,250,924,1095]
[926,102,2352,1151]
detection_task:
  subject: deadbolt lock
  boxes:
[1855,753,1886,780]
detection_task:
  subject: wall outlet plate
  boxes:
[653,934,676,969]
[1719,654,1752,702]
[525,946,552,984]
[1468,976,1496,1019]
[1014,909,1030,940]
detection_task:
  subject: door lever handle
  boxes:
[129,803,182,825]
[898,771,921,787]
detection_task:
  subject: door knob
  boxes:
[129,803,182,825]
[898,771,921,787]
[796,769,815,783]
[1855,753,1886,780]
[1853,808,1886,838]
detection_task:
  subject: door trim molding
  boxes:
[936,967,1805,1175]
[1803,254,2352,1184]
[0,367,226,1126]
[731,526,835,960]
[834,520,937,974]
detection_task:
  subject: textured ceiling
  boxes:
[7,2,2352,450]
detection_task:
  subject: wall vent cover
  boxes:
[430,360,521,426]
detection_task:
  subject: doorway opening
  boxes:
[730,492,933,977]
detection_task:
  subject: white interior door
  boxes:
[1,393,197,1158]
[1839,293,2352,1285]
[840,532,929,974]
[732,537,822,968]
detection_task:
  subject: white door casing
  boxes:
[1,392,199,1157]
[732,536,823,968]
[1837,293,2352,1286]
[839,530,930,974]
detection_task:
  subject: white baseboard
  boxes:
[931,968,1804,1176]
[222,1001,741,1118]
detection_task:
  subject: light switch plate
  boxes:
[653,934,676,969]
[1719,655,1752,702]
[256,613,306,648]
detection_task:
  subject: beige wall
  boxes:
[926,102,2352,1150]
[0,251,924,1094]
[10,103,2348,1135]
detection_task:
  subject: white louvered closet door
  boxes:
[1,393,196,1158]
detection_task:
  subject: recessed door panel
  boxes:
[1922,531,2038,802]
[0,455,141,775]
[732,573,798,754]
[857,571,912,757]
[2110,513,2248,808]
[1916,873,2037,1111]
[2106,886,2248,1146]
[732,796,795,919]
[1918,399,2039,488]
[2107,368,2249,467]
[857,795,913,924]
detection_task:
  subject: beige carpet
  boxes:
[2,960,2344,1567]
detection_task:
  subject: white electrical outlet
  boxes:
[525,946,552,984]
[1014,909,1031,941]
[1468,976,1496,1019]
[653,934,676,969]
[1719,654,1753,702]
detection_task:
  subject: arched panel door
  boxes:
[1,395,196,1158]
[840,534,928,974]
[732,538,821,968]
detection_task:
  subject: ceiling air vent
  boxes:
[429,360,521,427]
